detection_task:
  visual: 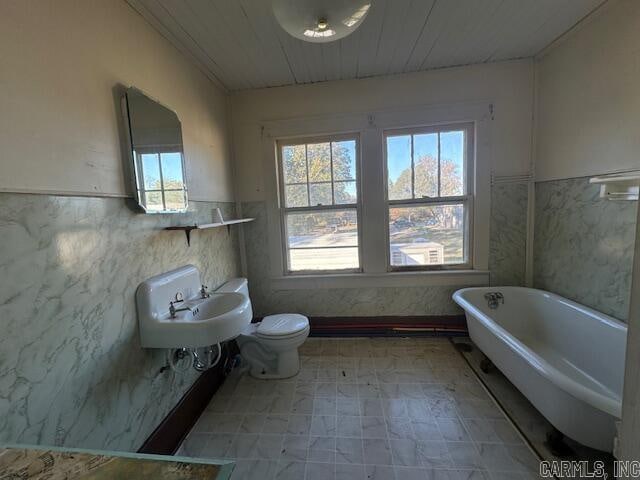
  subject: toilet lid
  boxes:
[257,314,309,337]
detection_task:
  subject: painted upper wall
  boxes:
[231,60,534,202]
[0,0,233,202]
[535,0,640,181]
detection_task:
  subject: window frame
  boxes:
[383,122,475,272]
[276,133,363,275]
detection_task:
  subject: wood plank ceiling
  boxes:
[127,0,606,91]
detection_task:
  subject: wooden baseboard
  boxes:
[308,315,467,336]
[254,315,467,336]
[138,342,236,455]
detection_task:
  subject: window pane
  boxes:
[164,190,186,210]
[307,142,331,182]
[282,144,307,183]
[334,181,357,204]
[440,131,465,196]
[386,135,412,200]
[145,191,164,211]
[389,204,465,266]
[290,247,359,271]
[414,133,438,198]
[309,183,332,206]
[332,140,356,181]
[160,152,184,187]
[286,210,359,271]
[285,184,308,207]
[141,153,161,190]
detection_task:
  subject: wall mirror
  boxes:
[124,87,188,213]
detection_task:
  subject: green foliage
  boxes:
[282,145,464,239]
[388,154,463,229]
[388,154,462,200]
[282,142,355,207]
[283,141,357,235]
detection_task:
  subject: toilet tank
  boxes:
[217,278,253,319]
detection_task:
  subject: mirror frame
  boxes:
[121,87,189,214]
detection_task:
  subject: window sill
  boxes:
[269,270,490,290]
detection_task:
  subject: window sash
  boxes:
[384,124,471,202]
[138,189,185,193]
[277,135,362,275]
[386,199,472,271]
[282,206,361,274]
[279,136,358,208]
[388,195,470,206]
[283,203,358,213]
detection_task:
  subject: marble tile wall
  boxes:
[0,193,241,451]
[489,182,529,287]
[534,177,638,321]
[241,184,528,317]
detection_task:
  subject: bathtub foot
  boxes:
[480,357,495,374]
[546,428,574,457]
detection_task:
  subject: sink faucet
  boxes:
[200,284,210,299]
[484,292,504,309]
[169,300,192,319]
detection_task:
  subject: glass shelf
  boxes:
[165,208,254,245]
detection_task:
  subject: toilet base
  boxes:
[248,349,300,379]
[237,335,304,380]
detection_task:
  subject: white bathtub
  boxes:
[453,286,627,452]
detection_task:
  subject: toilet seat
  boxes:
[256,314,309,338]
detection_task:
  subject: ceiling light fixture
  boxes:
[272,0,372,44]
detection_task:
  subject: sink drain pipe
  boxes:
[167,343,222,373]
[193,343,222,371]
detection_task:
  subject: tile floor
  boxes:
[179,337,542,480]
[453,337,612,480]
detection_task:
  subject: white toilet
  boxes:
[217,278,310,379]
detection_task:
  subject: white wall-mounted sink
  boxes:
[136,265,252,348]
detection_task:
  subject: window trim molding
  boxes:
[260,101,492,288]
[270,270,490,290]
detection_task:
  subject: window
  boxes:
[135,149,187,212]
[267,107,488,286]
[385,124,472,269]
[277,136,360,273]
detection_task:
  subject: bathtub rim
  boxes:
[453,286,626,418]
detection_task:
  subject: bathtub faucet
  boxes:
[484,292,504,309]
